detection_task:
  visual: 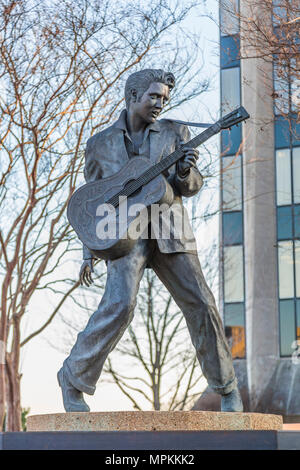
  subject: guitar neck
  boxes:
[146,122,221,181]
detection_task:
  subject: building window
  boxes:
[277,206,293,240]
[291,63,300,114]
[294,205,300,238]
[295,241,300,298]
[292,117,300,147]
[272,0,289,24]
[272,57,299,117]
[276,148,291,205]
[222,155,242,211]
[220,0,239,36]
[224,302,245,359]
[220,35,240,69]
[278,240,294,299]
[293,147,300,203]
[221,123,242,156]
[279,299,296,356]
[224,245,244,303]
[296,300,300,340]
[221,67,240,116]
[223,212,243,245]
[275,117,291,148]
[273,63,290,115]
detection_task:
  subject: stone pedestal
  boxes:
[27,411,282,432]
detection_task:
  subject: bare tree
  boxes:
[220,0,299,122]
[0,0,210,431]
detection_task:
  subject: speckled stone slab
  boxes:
[27,411,283,432]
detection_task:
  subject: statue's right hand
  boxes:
[79,259,94,287]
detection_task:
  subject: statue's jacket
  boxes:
[82,109,203,259]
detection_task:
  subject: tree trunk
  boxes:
[5,354,22,431]
[9,374,21,431]
[5,314,22,431]
[0,364,6,431]
[153,381,160,411]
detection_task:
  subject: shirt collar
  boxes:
[113,109,161,136]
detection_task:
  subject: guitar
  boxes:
[67,106,249,260]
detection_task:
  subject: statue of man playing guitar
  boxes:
[58,69,243,413]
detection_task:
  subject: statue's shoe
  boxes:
[221,388,243,412]
[57,368,90,412]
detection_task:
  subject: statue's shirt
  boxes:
[113,109,152,160]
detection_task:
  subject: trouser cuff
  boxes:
[63,361,96,396]
[210,377,238,396]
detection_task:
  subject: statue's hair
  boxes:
[125,69,175,109]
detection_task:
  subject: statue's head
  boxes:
[125,69,175,123]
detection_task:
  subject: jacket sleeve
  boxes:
[173,124,204,198]
[84,135,103,183]
[82,136,103,260]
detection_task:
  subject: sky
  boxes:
[20,0,221,415]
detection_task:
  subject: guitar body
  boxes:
[67,157,174,260]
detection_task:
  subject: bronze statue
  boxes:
[58,69,244,413]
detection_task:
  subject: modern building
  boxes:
[195,0,300,422]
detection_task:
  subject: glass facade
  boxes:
[220,0,245,359]
[219,0,300,359]
[274,38,300,356]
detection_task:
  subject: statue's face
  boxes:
[132,82,170,124]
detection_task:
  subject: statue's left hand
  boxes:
[177,141,199,178]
